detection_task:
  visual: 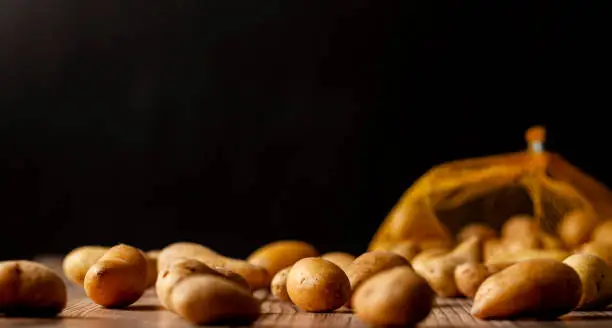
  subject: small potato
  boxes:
[270,266,291,302]
[591,220,612,245]
[390,241,420,262]
[563,253,612,310]
[558,210,599,249]
[454,263,489,299]
[346,251,410,294]
[247,240,318,277]
[472,259,582,319]
[171,275,260,325]
[62,246,109,286]
[286,258,350,312]
[353,266,434,326]
[458,223,497,243]
[0,261,67,316]
[84,244,148,308]
[413,236,481,297]
[145,250,160,289]
[321,252,355,271]
[578,242,612,266]
[159,242,270,289]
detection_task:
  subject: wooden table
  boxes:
[2,256,612,327]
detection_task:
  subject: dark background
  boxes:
[1,1,611,259]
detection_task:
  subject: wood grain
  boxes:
[0,256,611,327]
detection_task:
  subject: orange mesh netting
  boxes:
[369,126,612,251]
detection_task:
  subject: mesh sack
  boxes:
[369,126,612,251]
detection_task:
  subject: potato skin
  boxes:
[171,275,260,325]
[247,240,318,277]
[454,263,489,299]
[563,253,612,310]
[0,261,67,316]
[321,252,355,271]
[353,266,433,326]
[558,210,599,249]
[579,242,612,266]
[145,250,160,289]
[210,266,250,291]
[472,259,582,319]
[156,258,219,312]
[270,266,291,302]
[286,258,350,312]
[84,244,148,308]
[346,251,410,293]
[62,246,109,286]
[158,242,270,289]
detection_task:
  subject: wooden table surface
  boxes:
[2,256,612,327]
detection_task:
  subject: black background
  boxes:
[1,1,611,259]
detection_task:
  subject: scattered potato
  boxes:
[345,251,410,296]
[321,252,355,271]
[389,241,420,262]
[454,262,513,298]
[210,266,251,291]
[286,258,350,312]
[247,240,318,277]
[564,253,612,310]
[62,246,109,286]
[156,258,218,312]
[353,266,434,326]
[84,244,148,308]
[471,259,582,319]
[145,250,160,289]
[158,242,270,289]
[578,242,612,266]
[270,266,291,302]
[411,248,450,267]
[558,210,599,249]
[171,275,260,325]
[457,223,497,243]
[0,261,67,316]
[413,236,481,297]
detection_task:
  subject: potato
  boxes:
[62,246,108,286]
[483,239,504,262]
[286,258,350,312]
[591,220,612,245]
[539,232,564,250]
[389,241,420,262]
[563,254,612,310]
[352,266,433,326]
[454,262,513,299]
[145,250,160,289]
[458,223,497,242]
[471,259,582,319]
[247,240,318,277]
[171,275,260,325]
[578,242,612,266]
[84,244,148,308]
[156,258,216,311]
[501,215,538,239]
[158,242,270,289]
[413,236,481,297]
[210,266,250,291]
[486,249,569,265]
[410,248,449,267]
[270,266,291,302]
[558,210,599,249]
[321,252,355,271]
[0,261,67,316]
[345,251,410,294]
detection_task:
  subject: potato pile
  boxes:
[43,212,612,325]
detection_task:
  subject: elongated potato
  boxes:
[353,266,434,326]
[84,244,148,308]
[247,240,318,277]
[472,259,582,319]
[0,261,67,316]
[62,246,109,286]
[558,210,599,249]
[171,275,260,325]
[321,252,355,271]
[346,251,410,293]
[270,266,291,302]
[287,258,350,312]
[159,242,270,289]
[563,254,612,310]
[454,262,513,299]
[210,266,250,291]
